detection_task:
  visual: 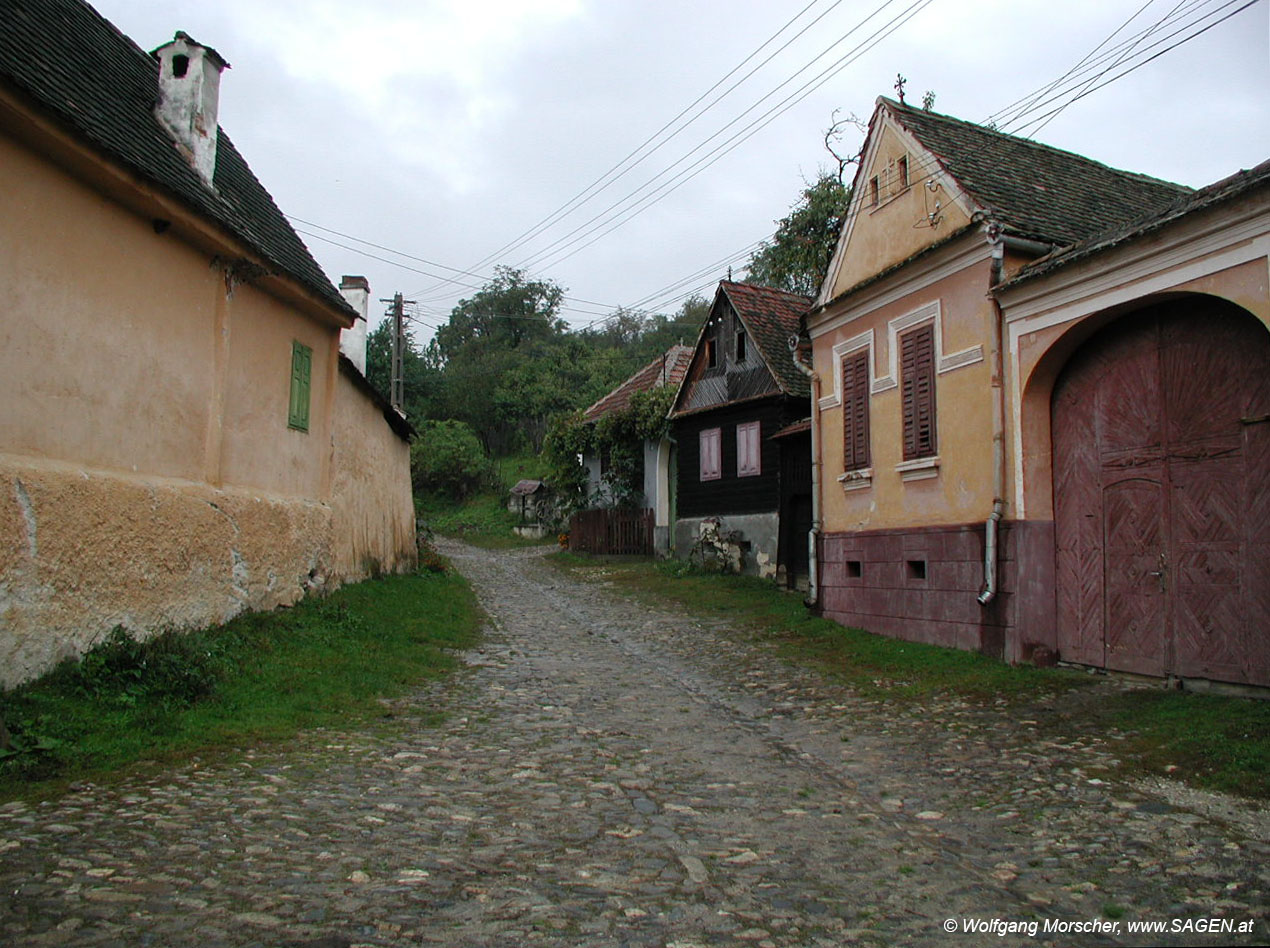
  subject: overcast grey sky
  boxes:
[94,0,1269,340]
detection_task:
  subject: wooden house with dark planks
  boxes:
[669,281,813,587]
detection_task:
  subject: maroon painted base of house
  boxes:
[818,521,1057,664]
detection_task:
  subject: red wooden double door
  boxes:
[1053,299,1270,686]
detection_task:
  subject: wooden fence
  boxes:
[568,508,654,556]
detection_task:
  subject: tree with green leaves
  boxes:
[745,171,851,298]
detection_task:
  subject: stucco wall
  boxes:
[0,131,337,500]
[813,251,998,536]
[0,454,331,687]
[0,127,413,687]
[830,124,974,299]
[328,368,417,581]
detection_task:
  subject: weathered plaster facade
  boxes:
[808,97,1269,687]
[0,5,415,686]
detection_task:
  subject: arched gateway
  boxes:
[1052,297,1270,686]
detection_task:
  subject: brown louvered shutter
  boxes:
[900,324,936,460]
[842,350,871,470]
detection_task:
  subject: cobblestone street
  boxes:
[2,542,1267,947]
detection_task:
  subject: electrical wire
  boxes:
[515,0,935,275]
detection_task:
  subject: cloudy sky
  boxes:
[95,0,1268,340]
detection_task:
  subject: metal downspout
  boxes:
[979,229,1010,605]
[790,337,820,607]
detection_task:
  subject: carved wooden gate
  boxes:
[1053,299,1270,686]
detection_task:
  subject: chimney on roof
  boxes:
[152,32,229,188]
[339,275,370,373]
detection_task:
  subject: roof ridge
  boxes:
[882,97,1191,194]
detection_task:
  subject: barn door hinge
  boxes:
[1240,413,1269,425]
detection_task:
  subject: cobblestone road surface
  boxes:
[2,542,1267,947]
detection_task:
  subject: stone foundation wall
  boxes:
[673,512,780,579]
[817,520,1056,662]
[0,455,333,688]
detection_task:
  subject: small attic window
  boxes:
[869,176,880,207]
[736,326,747,362]
[171,54,190,78]
[897,154,909,189]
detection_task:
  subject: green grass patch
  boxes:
[492,452,551,489]
[0,566,480,801]
[548,552,1270,800]
[417,490,553,549]
[1101,689,1270,799]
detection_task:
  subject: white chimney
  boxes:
[339,275,370,374]
[152,32,229,188]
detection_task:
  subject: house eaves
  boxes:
[0,0,356,327]
[996,158,1270,291]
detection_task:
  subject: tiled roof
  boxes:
[1001,158,1270,288]
[721,281,812,398]
[0,0,354,319]
[583,345,694,422]
[883,98,1192,247]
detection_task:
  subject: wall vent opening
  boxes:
[847,560,862,578]
[906,559,927,581]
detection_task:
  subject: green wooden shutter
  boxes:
[288,341,312,431]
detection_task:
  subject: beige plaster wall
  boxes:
[830,126,974,298]
[0,453,330,687]
[0,131,338,501]
[1,133,216,482]
[815,259,998,534]
[0,128,411,687]
[328,371,417,581]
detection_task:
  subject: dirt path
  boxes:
[1,542,1265,947]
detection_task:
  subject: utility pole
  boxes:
[379,292,414,414]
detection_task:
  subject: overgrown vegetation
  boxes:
[0,564,480,801]
[549,554,1270,800]
[544,385,677,517]
[410,419,495,500]
[414,452,555,549]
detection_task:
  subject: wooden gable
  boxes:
[675,292,781,415]
[820,106,977,303]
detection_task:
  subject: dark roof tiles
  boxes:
[1002,158,1270,287]
[884,98,1192,247]
[0,0,353,318]
[583,345,694,423]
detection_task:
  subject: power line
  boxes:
[516,0,936,275]
[1005,0,1255,137]
[457,0,857,277]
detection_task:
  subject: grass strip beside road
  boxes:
[0,565,480,802]
[417,491,554,550]
[549,553,1269,801]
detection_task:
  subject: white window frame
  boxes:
[736,421,761,477]
[699,427,721,481]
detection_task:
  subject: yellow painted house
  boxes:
[0,0,417,685]
[807,97,1269,689]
